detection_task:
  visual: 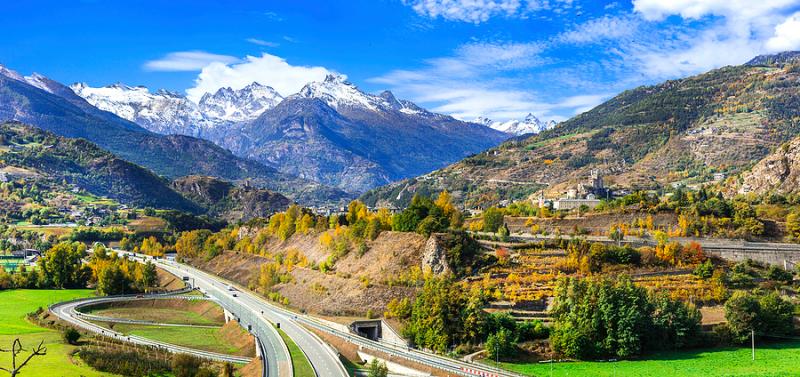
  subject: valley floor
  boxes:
[0,289,118,377]
[487,341,800,377]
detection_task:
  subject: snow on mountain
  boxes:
[70,82,284,136]
[70,82,205,135]
[0,65,53,92]
[477,113,557,136]
[198,82,283,122]
[292,74,434,118]
[0,64,25,82]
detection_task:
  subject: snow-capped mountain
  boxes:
[477,113,557,136]
[70,83,205,135]
[70,82,284,136]
[63,69,509,193]
[198,82,282,122]
[292,74,428,116]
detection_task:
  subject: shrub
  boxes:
[63,328,80,345]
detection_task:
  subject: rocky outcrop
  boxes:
[172,175,291,222]
[421,234,452,275]
[736,140,800,195]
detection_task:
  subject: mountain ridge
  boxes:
[70,71,510,193]
[361,52,800,208]
[0,64,349,205]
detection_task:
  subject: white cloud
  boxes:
[626,0,800,78]
[557,15,639,44]
[246,38,279,47]
[371,41,601,121]
[766,12,800,52]
[143,51,240,72]
[633,0,797,21]
[185,53,332,102]
[404,0,522,23]
[402,0,575,23]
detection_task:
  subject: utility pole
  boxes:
[752,330,755,361]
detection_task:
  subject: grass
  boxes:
[487,341,800,377]
[86,302,224,326]
[73,193,117,206]
[108,324,245,356]
[127,216,168,232]
[340,355,366,376]
[0,289,117,377]
[16,225,76,237]
[276,327,315,377]
[0,289,94,335]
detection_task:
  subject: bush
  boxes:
[172,353,202,377]
[766,265,793,283]
[63,328,80,345]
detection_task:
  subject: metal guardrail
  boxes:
[255,337,268,377]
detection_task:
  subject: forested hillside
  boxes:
[362,52,800,208]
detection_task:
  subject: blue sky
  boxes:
[2,0,800,121]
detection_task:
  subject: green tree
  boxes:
[482,207,504,233]
[485,328,516,360]
[97,264,128,295]
[40,242,90,288]
[497,223,510,241]
[367,359,388,377]
[693,259,714,280]
[139,261,158,288]
[758,292,795,337]
[724,291,761,343]
[549,276,697,359]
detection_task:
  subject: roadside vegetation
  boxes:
[276,326,315,377]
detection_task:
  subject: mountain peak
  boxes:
[479,113,556,136]
[323,73,348,84]
[198,83,283,122]
[0,64,25,81]
[295,73,378,110]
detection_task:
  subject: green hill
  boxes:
[0,122,200,211]
[362,52,800,208]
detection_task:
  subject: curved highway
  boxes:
[158,258,346,377]
[151,256,524,377]
[50,294,252,364]
[101,250,523,377]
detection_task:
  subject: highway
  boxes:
[150,256,526,377]
[66,249,524,377]
[49,293,252,364]
[157,258,348,377]
[150,257,293,377]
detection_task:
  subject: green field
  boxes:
[0,289,94,335]
[108,324,247,356]
[0,289,118,377]
[276,326,315,377]
[488,341,800,377]
[85,301,224,326]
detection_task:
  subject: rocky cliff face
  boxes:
[421,234,452,275]
[736,139,800,195]
[171,175,291,222]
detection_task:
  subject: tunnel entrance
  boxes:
[350,320,382,341]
